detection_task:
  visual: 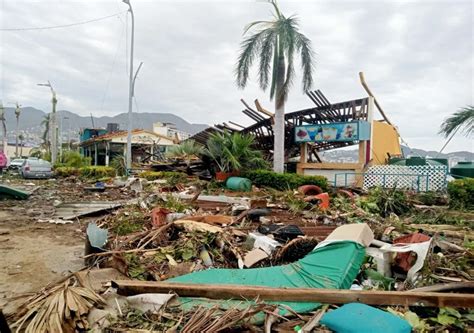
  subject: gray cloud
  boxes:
[0,0,472,152]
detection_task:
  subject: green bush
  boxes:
[241,170,328,191]
[79,166,116,179]
[55,166,79,177]
[61,150,91,168]
[110,156,127,176]
[447,178,474,209]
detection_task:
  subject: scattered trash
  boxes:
[247,208,271,222]
[174,219,223,234]
[243,248,269,267]
[298,185,322,196]
[316,223,374,249]
[304,192,330,210]
[258,224,304,242]
[393,233,431,272]
[85,223,108,264]
[151,207,170,227]
[54,201,123,220]
[249,231,281,254]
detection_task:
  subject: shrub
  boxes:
[79,166,116,179]
[241,170,328,191]
[447,178,474,209]
[110,156,127,176]
[205,131,268,172]
[61,150,91,168]
[366,186,412,217]
[55,166,79,177]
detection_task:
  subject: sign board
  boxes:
[294,121,371,143]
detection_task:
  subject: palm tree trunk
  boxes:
[15,117,19,158]
[1,120,6,153]
[273,54,286,173]
[274,100,285,173]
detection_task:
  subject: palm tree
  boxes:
[235,0,315,173]
[14,103,21,157]
[41,114,51,153]
[439,105,474,138]
[19,134,24,157]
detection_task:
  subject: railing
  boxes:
[334,172,431,192]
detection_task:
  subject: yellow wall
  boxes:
[371,121,401,165]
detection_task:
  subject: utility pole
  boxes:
[38,81,57,163]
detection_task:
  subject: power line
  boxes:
[99,21,126,113]
[0,11,126,31]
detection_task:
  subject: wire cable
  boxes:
[0,11,126,31]
[99,21,126,113]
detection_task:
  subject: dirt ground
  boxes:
[0,177,131,314]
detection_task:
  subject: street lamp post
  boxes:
[38,81,57,163]
[123,0,135,172]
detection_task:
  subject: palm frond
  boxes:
[295,31,315,92]
[243,20,272,34]
[258,29,276,91]
[235,28,271,89]
[269,41,279,100]
[439,105,474,138]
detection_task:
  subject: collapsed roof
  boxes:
[189,90,370,158]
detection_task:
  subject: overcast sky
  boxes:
[0,0,472,152]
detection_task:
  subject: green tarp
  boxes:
[169,241,366,316]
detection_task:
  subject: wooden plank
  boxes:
[111,281,474,308]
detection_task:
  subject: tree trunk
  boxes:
[273,54,286,173]
[273,99,285,173]
[1,120,6,153]
[15,117,19,158]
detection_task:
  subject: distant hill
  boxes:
[321,145,473,164]
[2,107,209,141]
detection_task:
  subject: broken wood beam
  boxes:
[111,281,474,308]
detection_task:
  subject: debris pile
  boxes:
[2,172,473,332]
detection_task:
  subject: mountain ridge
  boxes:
[2,106,209,137]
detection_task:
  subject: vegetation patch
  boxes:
[55,166,80,177]
[447,178,474,209]
[138,171,188,186]
[241,170,328,191]
[79,166,116,179]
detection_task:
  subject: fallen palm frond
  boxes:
[11,276,105,333]
[181,304,265,332]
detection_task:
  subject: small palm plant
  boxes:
[205,131,267,177]
[167,140,204,167]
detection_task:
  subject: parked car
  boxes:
[20,158,53,179]
[7,158,26,172]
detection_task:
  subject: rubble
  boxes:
[1,174,473,332]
